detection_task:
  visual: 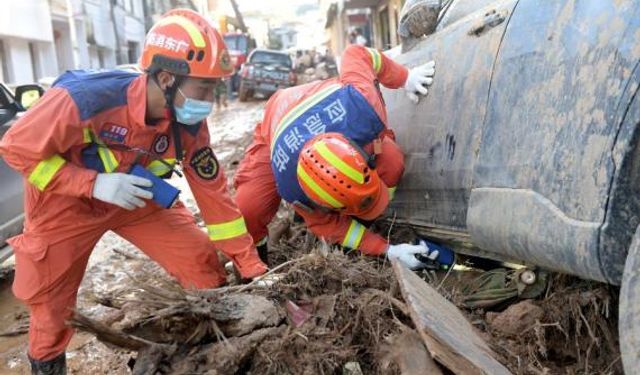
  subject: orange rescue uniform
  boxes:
[0,70,266,360]
[235,45,409,256]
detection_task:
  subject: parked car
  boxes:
[224,32,257,93]
[0,82,44,263]
[238,49,296,102]
[381,0,640,371]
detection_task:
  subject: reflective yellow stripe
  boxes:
[155,15,206,48]
[271,84,342,153]
[314,141,364,184]
[207,217,248,241]
[84,129,118,172]
[97,146,119,173]
[82,128,92,143]
[388,186,397,200]
[367,48,382,74]
[342,220,366,249]
[297,163,343,208]
[147,158,176,176]
[28,154,66,191]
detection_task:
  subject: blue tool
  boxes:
[415,239,456,270]
[129,164,180,208]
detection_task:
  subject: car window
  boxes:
[224,35,248,52]
[250,52,292,67]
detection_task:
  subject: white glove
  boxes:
[92,173,153,210]
[404,60,435,104]
[386,242,439,270]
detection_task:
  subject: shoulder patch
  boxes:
[53,70,139,120]
[190,146,219,180]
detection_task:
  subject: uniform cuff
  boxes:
[358,231,389,256]
[234,253,268,279]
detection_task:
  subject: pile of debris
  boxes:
[68,220,622,375]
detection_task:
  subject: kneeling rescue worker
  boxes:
[0,9,267,374]
[234,44,445,271]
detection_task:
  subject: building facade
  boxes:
[323,0,405,57]
[0,0,146,87]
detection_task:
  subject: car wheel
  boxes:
[620,225,640,373]
[239,83,251,102]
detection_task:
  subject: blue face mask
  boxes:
[174,88,213,125]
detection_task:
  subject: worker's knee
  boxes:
[235,187,279,242]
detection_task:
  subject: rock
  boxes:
[219,294,284,337]
[343,362,363,375]
[489,300,544,336]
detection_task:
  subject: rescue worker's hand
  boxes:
[386,242,439,270]
[92,173,154,210]
[404,60,435,104]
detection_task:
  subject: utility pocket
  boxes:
[9,233,51,302]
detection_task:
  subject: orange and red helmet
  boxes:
[140,9,233,79]
[297,133,389,220]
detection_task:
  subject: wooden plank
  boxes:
[392,260,512,375]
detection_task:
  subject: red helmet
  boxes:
[140,9,233,78]
[297,133,389,220]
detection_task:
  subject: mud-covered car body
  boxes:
[384,0,640,285]
[382,1,640,369]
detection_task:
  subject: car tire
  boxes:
[620,225,640,373]
[239,83,251,102]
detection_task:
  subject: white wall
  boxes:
[3,38,58,84]
[125,14,146,44]
[75,19,92,69]
[84,1,117,49]
[0,1,54,42]
[5,38,33,84]
[36,42,59,78]
[52,20,74,71]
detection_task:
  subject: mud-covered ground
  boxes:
[0,99,623,374]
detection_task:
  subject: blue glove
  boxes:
[415,239,455,270]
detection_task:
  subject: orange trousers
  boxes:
[234,138,281,243]
[9,202,226,361]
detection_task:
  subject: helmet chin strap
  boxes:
[152,72,187,163]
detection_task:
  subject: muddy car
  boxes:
[238,49,296,102]
[382,0,640,371]
[0,82,44,263]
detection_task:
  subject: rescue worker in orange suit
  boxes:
[234,44,439,270]
[0,9,267,374]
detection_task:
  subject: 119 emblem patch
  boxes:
[100,124,128,143]
[190,146,219,180]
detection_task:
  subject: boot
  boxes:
[257,242,269,266]
[29,352,66,375]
